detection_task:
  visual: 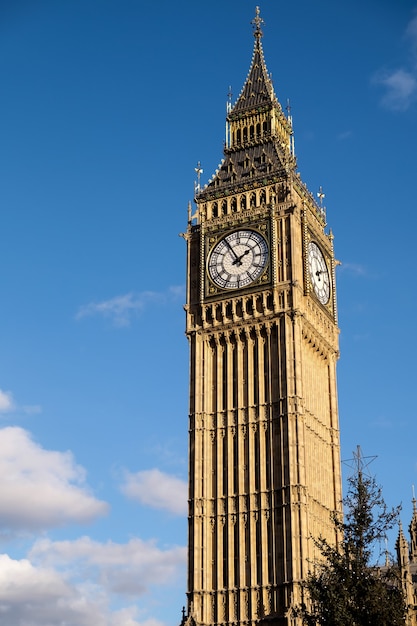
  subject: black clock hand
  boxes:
[224,239,239,262]
[232,249,250,266]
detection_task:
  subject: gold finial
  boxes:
[251,6,264,38]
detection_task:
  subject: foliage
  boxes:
[296,461,406,625]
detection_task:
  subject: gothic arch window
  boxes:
[212,202,218,218]
[250,192,256,208]
[250,125,254,140]
[256,296,263,314]
[260,189,266,205]
[236,128,241,144]
[221,200,227,215]
[256,122,261,137]
[231,198,237,213]
[263,121,269,134]
[243,127,248,142]
[240,195,247,211]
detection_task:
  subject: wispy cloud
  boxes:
[0,389,42,418]
[373,10,417,111]
[338,262,367,276]
[0,389,14,412]
[337,130,352,141]
[374,68,417,111]
[76,286,185,327]
[121,468,187,516]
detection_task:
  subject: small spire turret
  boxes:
[396,521,415,610]
[409,487,417,563]
[397,521,410,568]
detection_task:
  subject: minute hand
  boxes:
[225,239,240,262]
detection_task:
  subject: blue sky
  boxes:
[0,1,416,624]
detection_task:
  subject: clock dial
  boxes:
[307,241,330,304]
[208,229,268,290]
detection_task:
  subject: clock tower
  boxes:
[183,8,342,626]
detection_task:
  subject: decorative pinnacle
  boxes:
[251,6,264,38]
[317,186,325,206]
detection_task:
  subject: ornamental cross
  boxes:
[251,6,264,36]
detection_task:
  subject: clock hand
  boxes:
[224,239,239,262]
[232,249,250,266]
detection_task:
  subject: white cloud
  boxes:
[121,468,187,516]
[30,535,186,596]
[0,552,144,626]
[0,427,108,532]
[0,534,186,625]
[76,286,184,327]
[374,10,417,111]
[0,389,14,412]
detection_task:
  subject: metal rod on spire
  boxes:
[194,161,203,195]
[286,99,295,157]
[225,87,232,148]
[227,86,233,112]
[316,186,326,222]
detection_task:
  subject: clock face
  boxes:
[208,229,268,290]
[307,241,330,304]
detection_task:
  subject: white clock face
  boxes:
[308,241,330,304]
[208,229,268,290]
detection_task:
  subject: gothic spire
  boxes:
[231,6,278,114]
[196,7,295,201]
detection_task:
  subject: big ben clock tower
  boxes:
[183,8,342,626]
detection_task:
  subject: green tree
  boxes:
[296,448,406,625]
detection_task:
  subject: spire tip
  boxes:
[251,6,264,38]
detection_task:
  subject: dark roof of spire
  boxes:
[200,142,287,197]
[230,11,278,115]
